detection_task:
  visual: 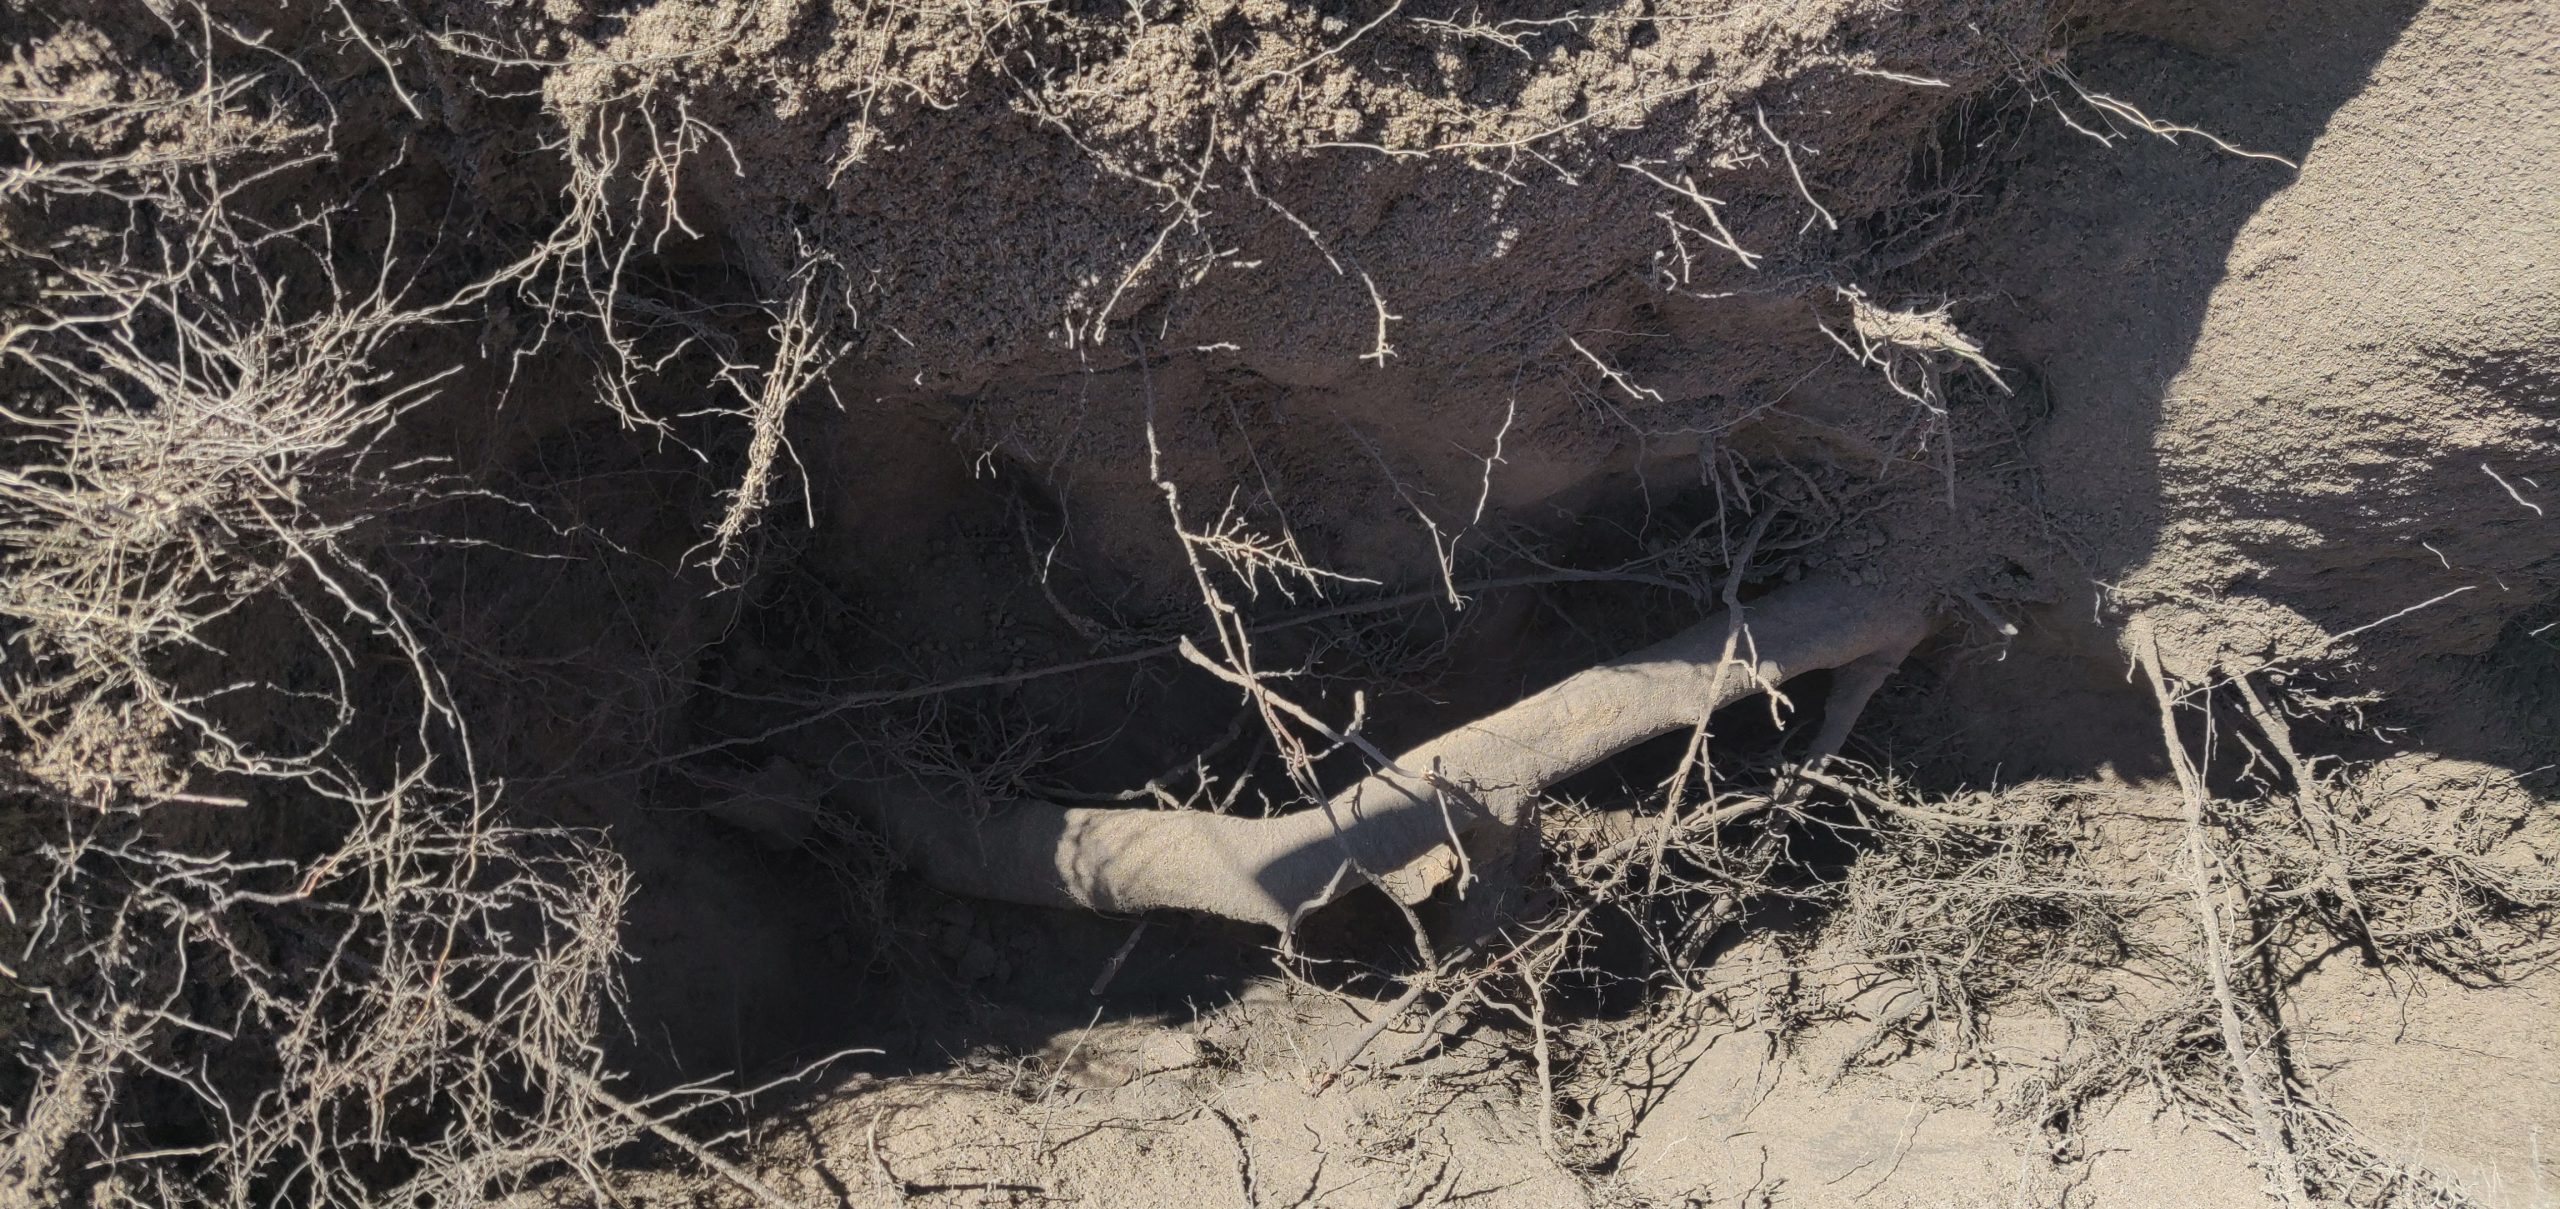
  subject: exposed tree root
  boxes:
[854,575,1932,932]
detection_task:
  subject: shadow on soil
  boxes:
[608,0,2438,1108]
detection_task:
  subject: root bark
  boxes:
[855,575,1931,931]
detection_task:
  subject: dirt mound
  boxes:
[0,0,2553,1205]
[1981,0,2558,721]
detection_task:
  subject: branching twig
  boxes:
[2135,626,2313,1208]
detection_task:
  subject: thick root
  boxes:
[855,575,1932,931]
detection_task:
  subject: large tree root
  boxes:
[853,575,1932,932]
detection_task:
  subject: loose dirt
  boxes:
[2,0,2553,1206]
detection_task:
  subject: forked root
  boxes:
[854,575,1932,932]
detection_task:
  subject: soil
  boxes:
[2,0,2555,1205]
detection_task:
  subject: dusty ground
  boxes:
[549,770,2560,1208]
[1,0,2554,1205]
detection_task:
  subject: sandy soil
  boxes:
[1,0,2552,1205]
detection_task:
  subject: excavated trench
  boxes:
[2,0,2554,1202]
[551,0,2558,1083]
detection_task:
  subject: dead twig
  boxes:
[2135,625,2313,1208]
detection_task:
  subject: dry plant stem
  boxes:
[695,256,845,576]
[2231,673,2319,794]
[657,566,1709,767]
[2136,627,2313,1209]
[433,999,808,1209]
[1316,975,1435,1089]
[1664,638,1921,964]
[856,574,1929,931]
[1786,637,1918,793]
[1645,509,1779,899]
[1526,942,1562,1157]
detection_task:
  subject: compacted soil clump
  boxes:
[0,0,2552,1206]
